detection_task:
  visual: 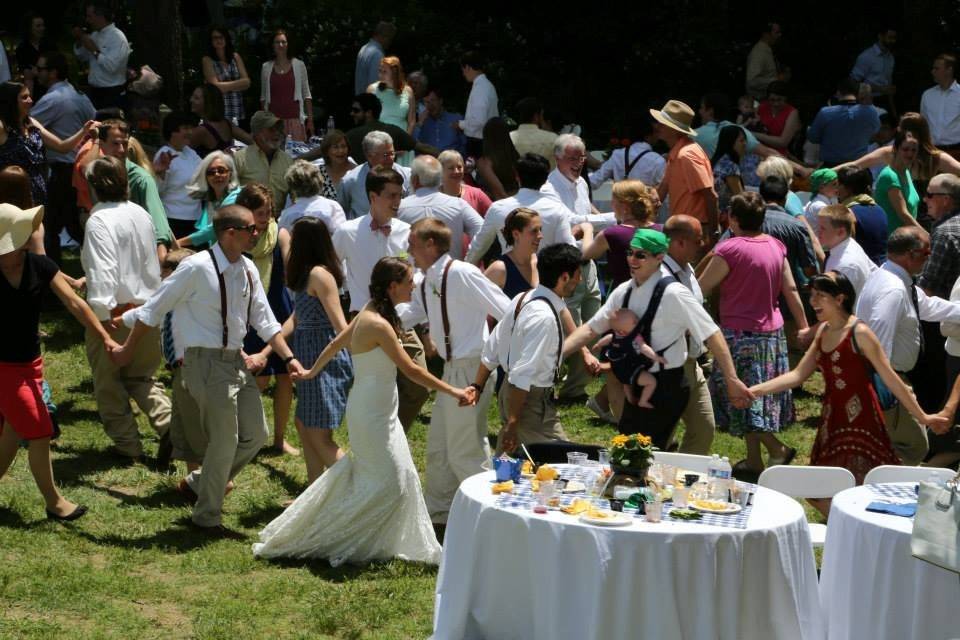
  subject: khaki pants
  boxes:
[181,348,268,527]
[882,373,930,466]
[677,357,716,455]
[498,382,567,445]
[425,357,494,524]
[85,323,170,457]
[559,260,601,400]
[397,328,429,431]
[169,366,206,464]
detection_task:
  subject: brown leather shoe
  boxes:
[176,479,199,504]
[189,521,246,540]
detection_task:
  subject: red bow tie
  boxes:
[370,219,391,236]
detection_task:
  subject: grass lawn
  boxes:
[0,256,828,639]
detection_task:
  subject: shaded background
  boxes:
[7,0,960,144]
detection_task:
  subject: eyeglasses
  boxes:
[627,249,653,260]
[206,166,230,176]
[379,150,396,159]
[562,155,587,163]
[228,223,258,234]
[924,192,950,198]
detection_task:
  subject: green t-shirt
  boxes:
[875,165,920,234]
[125,159,174,246]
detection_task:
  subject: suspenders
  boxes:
[207,248,254,348]
[420,259,455,362]
[506,291,564,384]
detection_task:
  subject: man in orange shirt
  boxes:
[651,100,719,242]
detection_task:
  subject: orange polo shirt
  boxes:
[662,137,716,222]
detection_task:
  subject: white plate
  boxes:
[579,511,633,526]
[562,480,586,494]
[689,501,742,514]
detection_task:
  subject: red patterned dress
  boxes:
[811,328,900,483]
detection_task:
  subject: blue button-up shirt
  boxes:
[354,39,384,95]
[807,103,881,165]
[851,43,894,92]
[415,111,466,155]
[30,81,95,163]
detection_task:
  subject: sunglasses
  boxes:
[206,166,230,176]
[627,249,654,260]
[228,223,257,234]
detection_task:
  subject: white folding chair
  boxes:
[758,465,856,548]
[652,451,713,474]
[863,465,956,485]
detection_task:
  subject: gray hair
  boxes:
[407,70,428,89]
[284,159,324,199]
[553,133,585,159]
[362,130,393,158]
[930,173,960,205]
[411,155,442,188]
[438,149,463,169]
[756,156,793,182]
[186,151,239,200]
[887,226,926,256]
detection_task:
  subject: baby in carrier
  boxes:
[594,308,667,408]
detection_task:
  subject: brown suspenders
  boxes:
[419,259,455,362]
[207,248,254,348]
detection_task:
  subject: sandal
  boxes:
[768,447,797,467]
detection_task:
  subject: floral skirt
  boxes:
[709,327,794,436]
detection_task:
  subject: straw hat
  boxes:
[0,203,44,255]
[649,100,698,137]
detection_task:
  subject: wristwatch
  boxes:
[282,356,295,366]
[469,382,484,394]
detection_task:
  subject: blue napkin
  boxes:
[866,501,917,518]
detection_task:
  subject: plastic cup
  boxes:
[645,498,663,523]
[673,486,689,508]
[567,451,588,466]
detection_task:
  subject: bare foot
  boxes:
[274,441,300,456]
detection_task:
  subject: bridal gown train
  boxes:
[252,347,441,565]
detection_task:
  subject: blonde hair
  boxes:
[410,217,451,253]
[611,179,655,222]
[756,156,793,183]
[126,136,154,177]
[817,204,856,237]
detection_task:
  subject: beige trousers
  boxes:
[882,373,930,466]
[676,357,716,455]
[425,357,494,523]
[85,323,170,457]
[498,382,568,445]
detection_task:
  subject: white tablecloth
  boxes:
[820,483,960,640]
[433,468,824,640]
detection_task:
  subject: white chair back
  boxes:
[863,465,957,485]
[653,451,712,474]
[758,465,855,499]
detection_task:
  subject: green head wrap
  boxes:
[810,168,838,194]
[629,228,669,254]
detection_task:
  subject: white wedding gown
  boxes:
[252,347,441,565]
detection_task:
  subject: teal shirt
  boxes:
[125,159,174,246]
[875,166,919,234]
[785,191,804,217]
[186,186,241,248]
[695,120,760,158]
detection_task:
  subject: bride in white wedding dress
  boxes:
[252,257,469,565]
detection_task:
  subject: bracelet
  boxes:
[283,356,295,365]
[469,382,484,394]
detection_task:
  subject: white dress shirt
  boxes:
[482,285,567,390]
[131,244,279,349]
[825,236,877,294]
[940,274,960,357]
[661,255,706,358]
[339,162,412,219]
[803,193,835,233]
[396,187,484,259]
[542,169,616,231]
[81,201,161,321]
[460,73,499,139]
[154,145,203,222]
[73,22,130,88]
[278,194,347,235]
[332,214,411,311]
[399,254,511,360]
[588,142,666,189]
[921,81,960,146]
[855,260,960,371]
[30,80,96,163]
[588,275,719,372]
[465,188,577,264]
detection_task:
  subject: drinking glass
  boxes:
[645,498,663,523]
[567,451,588,467]
[597,448,610,468]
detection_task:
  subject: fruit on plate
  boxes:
[521,460,534,476]
[536,464,559,481]
[561,498,591,515]
[492,480,515,494]
[531,479,541,492]
[690,499,728,511]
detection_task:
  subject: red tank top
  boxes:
[269,68,299,119]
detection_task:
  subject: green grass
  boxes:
[0,255,828,639]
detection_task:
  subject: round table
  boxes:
[432,468,824,640]
[819,483,960,640]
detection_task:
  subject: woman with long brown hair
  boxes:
[260,29,313,141]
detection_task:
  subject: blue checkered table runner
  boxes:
[493,468,755,530]
[865,483,918,501]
